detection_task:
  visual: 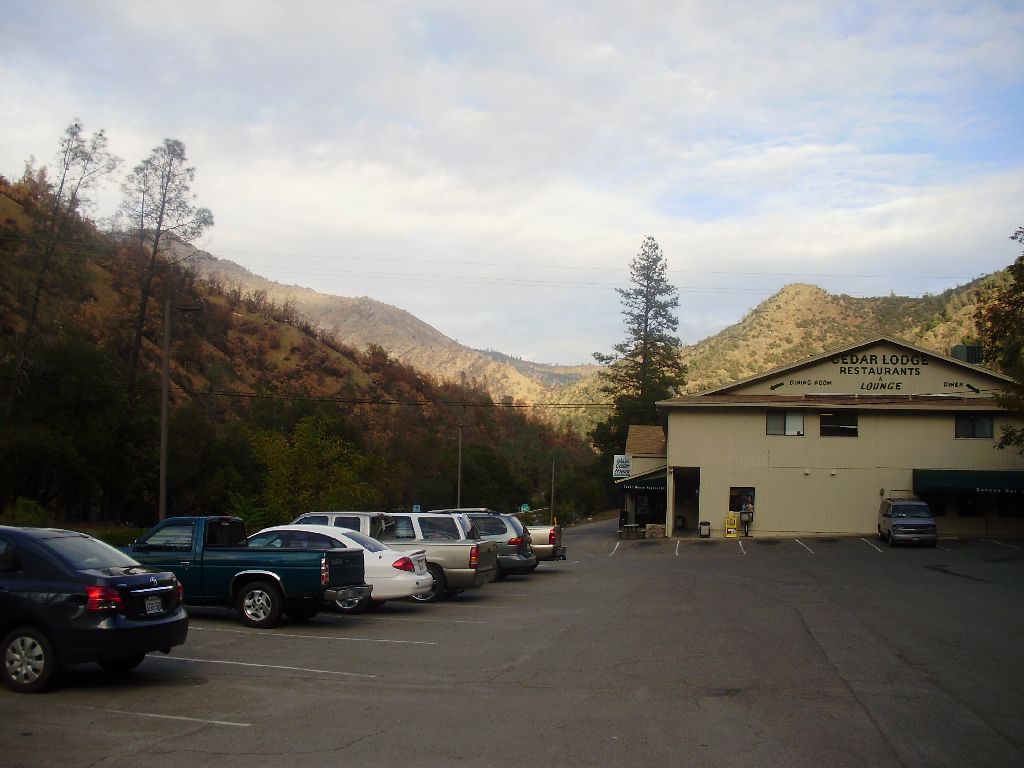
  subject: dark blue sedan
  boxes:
[0,526,189,693]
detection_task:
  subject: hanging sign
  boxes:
[613,454,632,478]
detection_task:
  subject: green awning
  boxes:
[913,469,1024,494]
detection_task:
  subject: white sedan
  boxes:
[249,524,433,613]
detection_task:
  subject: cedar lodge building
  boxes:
[616,337,1024,538]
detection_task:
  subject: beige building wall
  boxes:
[630,456,664,475]
[667,407,1024,536]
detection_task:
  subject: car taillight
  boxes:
[85,585,124,612]
[508,536,524,546]
[469,544,479,569]
[321,554,329,585]
[549,529,557,545]
[176,582,184,605]
[392,556,416,572]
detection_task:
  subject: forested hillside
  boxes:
[182,245,573,405]
[0,178,606,528]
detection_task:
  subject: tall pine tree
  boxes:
[592,236,686,458]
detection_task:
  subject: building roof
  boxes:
[625,425,666,456]
[695,335,1015,396]
[658,336,1015,411]
[658,394,1002,410]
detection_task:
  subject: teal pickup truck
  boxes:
[126,516,370,628]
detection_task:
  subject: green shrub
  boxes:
[0,498,56,527]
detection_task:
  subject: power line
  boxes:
[0,232,987,284]
[0,374,617,409]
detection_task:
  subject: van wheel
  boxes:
[237,580,283,628]
[2,627,59,693]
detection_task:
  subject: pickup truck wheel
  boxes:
[237,580,283,628]
[2,627,59,693]
[410,565,445,603]
[284,601,320,622]
[334,596,368,615]
[98,654,146,673]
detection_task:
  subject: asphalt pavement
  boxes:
[2,519,1023,767]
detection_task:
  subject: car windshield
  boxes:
[892,505,931,518]
[340,531,386,552]
[471,515,507,536]
[43,534,139,569]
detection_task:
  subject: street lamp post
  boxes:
[456,421,462,508]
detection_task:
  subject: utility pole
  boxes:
[457,421,463,508]
[159,299,171,521]
[550,459,555,525]
[159,299,202,521]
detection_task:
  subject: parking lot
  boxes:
[3,518,1024,768]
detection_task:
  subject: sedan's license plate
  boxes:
[144,595,163,614]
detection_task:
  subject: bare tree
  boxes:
[4,120,120,424]
[120,139,213,381]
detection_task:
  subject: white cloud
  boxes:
[2,1,1023,364]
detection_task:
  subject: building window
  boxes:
[820,411,858,437]
[767,411,804,436]
[955,414,994,439]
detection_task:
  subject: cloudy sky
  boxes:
[3,1,1023,365]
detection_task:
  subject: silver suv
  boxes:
[877,498,937,547]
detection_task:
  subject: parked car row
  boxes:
[1,509,566,693]
[290,507,566,602]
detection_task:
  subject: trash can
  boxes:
[699,521,711,538]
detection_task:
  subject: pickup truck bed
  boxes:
[381,512,498,602]
[525,524,567,562]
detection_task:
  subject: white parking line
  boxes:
[795,539,815,554]
[189,625,437,646]
[860,537,884,553]
[675,541,680,557]
[609,541,621,556]
[153,655,376,678]
[738,540,746,555]
[985,538,1022,550]
[82,707,249,727]
[358,616,486,625]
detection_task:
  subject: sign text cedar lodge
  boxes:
[788,352,933,392]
